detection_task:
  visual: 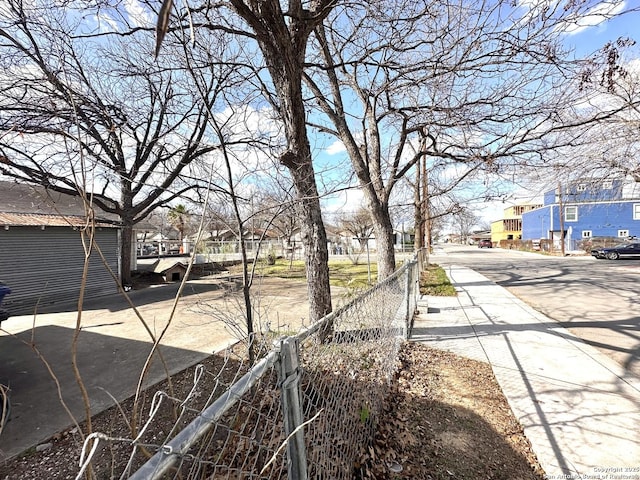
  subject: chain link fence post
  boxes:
[404,265,412,339]
[114,258,422,479]
[277,337,308,480]
[406,259,420,338]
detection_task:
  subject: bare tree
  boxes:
[254,184,299,264]
[339,208,374,253]
[545,39,640,183]
[167,204,190,245]
[0,0,235,286]
[157,0,337,324]
[303,0,640,279]
[454,207,480,245]
[405,142,488,252]
[203,203,236,238]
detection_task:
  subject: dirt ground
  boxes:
[0,261,545,478]
[0,341,545,479]
[361,343,545,480]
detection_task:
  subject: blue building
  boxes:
[522,179,640,248]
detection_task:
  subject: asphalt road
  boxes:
[431,244,640,378]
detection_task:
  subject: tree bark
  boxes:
[120,223,133,287]
[414,161,423,251]
[287,158,332,322]
[368,201,396,280]
[229,0,333,323]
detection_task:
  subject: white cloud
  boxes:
[325,140,346,155]
[124,0,153,28]
[92,12,121,33]
[627,58,640,72]
[200,103,286,184]
[563,1,627,36]
[89,0,152,33]
[322,187,366,222]
[516,0,627,36]
[214,104,280,141]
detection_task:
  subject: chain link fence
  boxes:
[78,256,420,479]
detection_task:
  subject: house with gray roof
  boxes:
[0,181,120,315]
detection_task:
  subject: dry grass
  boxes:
[420,263,457,296]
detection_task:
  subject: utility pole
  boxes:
[558,182,565,256]
[423,153,430,253]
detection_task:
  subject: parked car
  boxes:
[478,239,492,248]
[591,242,640,260]
[0,282,11,323]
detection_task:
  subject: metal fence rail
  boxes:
[84,257,420,479]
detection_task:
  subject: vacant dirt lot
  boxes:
[0,275,339,459]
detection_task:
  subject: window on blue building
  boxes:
[634,204,640,220]
[582,230,592,238]
[565,206,578,222]
[619,230,629,238]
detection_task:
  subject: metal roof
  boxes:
[0,212,116,228]
[0,181,119,227]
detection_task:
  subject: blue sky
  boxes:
[319,2,640,228]
[77,1,640,229]
[563,2,639,56]
[6,0,637,228]
[475,2,640,225]
[88,0,640,228]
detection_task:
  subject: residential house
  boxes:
[491,204,543,245]
[195,229,281,255]
[521,178,640,249]
[0,181,120,315]
[136,227,181,257]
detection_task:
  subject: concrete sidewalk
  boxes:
[411,263,640,478]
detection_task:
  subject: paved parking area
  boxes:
[0,276,324,459]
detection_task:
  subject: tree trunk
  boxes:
[414,162,423,251]
[239,231,255,365]
[120,223,133,287]
[370,202,396,280]
[277,121,332,325]
[229,0,334,324]
[422,154,430,252]
[120,186,134,288]
[285,155,332,323]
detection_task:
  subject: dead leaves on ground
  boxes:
[358,343,546,480]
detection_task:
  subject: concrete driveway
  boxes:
[0,275,329,459]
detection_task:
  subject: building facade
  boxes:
[0,182,120,315]
[491,204,542,244]
[522,179,640,246]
